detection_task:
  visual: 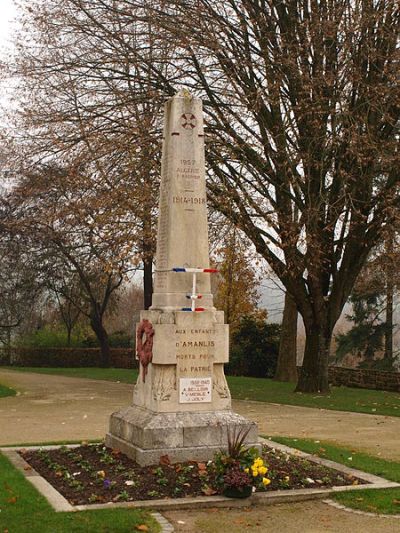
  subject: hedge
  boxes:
[0,347,136,369]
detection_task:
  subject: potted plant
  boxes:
[222,463,253,498]
[213,428,271,498]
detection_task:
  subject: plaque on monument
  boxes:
[105,90,259,465]
[179,377,212,403]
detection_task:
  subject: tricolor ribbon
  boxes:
[172,267,218,311]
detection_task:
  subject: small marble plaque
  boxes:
[179,377,212,403]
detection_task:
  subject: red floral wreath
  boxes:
[136,319,155,383]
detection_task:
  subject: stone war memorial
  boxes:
[106,90,259,465]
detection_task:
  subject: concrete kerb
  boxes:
[1,446,175,532]
[2,438,399,517]
[1,447,75,513]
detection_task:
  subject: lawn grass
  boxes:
[0,451,160,533]
[227,375,400,417]
[4,366,400,417]
[0,383,16,398]
[269,436,400,515]
[334,487,400,515]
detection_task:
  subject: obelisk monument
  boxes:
[106,91,259,465]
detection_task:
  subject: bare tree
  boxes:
[8,164,139,366]
[46,271,87,346]
[150,0,400,392]
[0,201,41,356]
[6,1,400,390]
[6,0,175,309]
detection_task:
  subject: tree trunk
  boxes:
[5,328,12,364]
[66,325,72,347]
[90,313,110,367]
[384,231,394,365]
[295,323,331,393]
[143,255,153,310]
[274,292,298,382]
[384,274,394,364]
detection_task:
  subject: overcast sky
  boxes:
[0,0,17,49]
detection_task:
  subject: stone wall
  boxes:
[0,347,136,369]
[329,366,400,392]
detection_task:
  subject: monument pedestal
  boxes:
[106,310,259,466]
[106,407,258,466]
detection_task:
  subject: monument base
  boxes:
[105,405,260,466]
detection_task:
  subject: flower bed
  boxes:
[19,444,365,505]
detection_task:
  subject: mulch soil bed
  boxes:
[19,444,366,506]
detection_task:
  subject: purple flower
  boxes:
[103,479,111,489]
[223,466,252,489]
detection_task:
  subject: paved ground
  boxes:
[1,369,400,532]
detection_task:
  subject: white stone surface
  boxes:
[107,92,258,464]
[132,310,230,413]
[151,92,213,310]
[106,408,259,465]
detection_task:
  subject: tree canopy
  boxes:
[3,0,400,388]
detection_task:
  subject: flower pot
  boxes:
[223,485,253,499]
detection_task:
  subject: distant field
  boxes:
[3,366,400,417]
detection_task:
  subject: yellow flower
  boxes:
[251,468,258,477]
[262,477,271,486]
[97,470,106,478]
[259,466,268,476]
[244,468,249,473]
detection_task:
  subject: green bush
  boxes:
[79,335,98,347]
[18,327,84,348]
[19,327,133,349]
[358,357,395,371]
[80,331,133,348]
[226,316,280,378]
[2,347,136,368]
[109,331,133,348]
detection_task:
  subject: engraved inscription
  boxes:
[173,196,206,204]
[175,328,215,378]
[180,377,211,403]
[176,159,201,188]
